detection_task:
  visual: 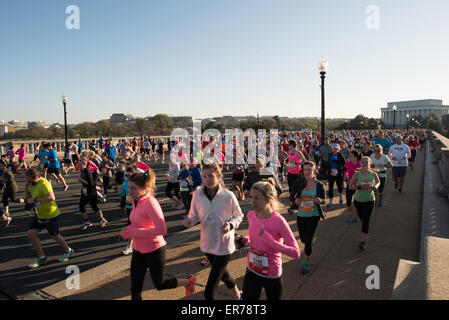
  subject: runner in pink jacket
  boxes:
[120,170,194,300]
[236,179,300,300]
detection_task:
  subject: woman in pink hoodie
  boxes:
[15,143,28,173]
[236,179,300,300]
[120,170,195,300]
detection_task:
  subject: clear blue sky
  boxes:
[1,0,448,124]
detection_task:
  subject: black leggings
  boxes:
[204,253,236,300]
[102,176,110,195]
[130,246,178,300]
[346,188,355,207]
[165,182,180,200]
[2,189,18,207]
[328,174,343,199]
[354,201,375,234]
[287,173,298,193]
[297,216,320,256]
[242,268,283,300]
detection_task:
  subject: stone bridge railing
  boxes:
[0,136,172,155]
[429,130,449,199]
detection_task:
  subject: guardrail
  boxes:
[429,130,449,198]
[0,136,172,155]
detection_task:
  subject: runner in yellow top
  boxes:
[24,168,74,268]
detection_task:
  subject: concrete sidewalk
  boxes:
[33,151,425,300]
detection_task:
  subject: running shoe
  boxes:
[3,216,12,228]
[81,221,93,230]
[394,182,398,189]
[28,257,48,269]
[100,219,108,228]
[353,218,360,222]
[63,185,69,192]
[326,202,334,208]
[398,188,402,193]
[358,241,367,251]
[200,257,209,266]
[122,247,133,255]
[346,217,352,223]
[58,249,75,262]
[176,204,184,210]
[302,262,312,274]
[185,274,196,297]
[377,200,383,207]
[339,195,343,204]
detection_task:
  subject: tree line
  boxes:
[3,113,449,141]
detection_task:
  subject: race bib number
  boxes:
[288,162,296,169]
[249,248,269,275]
[36,203,42,209]
[300,195,314,212]
[82,187,88,196]
[360,180,373,188]
[126,195,132,205]
[331,168,338,176]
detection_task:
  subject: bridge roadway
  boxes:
[0,150,424,300]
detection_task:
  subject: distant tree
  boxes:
[135,118,148,136]
[441,114,449,131]
[96,120,110,136]
[425,114,443,132]
[149,114,173,135]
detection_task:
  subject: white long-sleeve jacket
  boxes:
[188,185,243,256]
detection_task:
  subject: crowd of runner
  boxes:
[0,129,427,300]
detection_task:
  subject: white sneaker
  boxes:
[122,247,133,255]
[63,185,69,191]
[100,219,108,228]
[4,216,12,228]
[81,221,93,230]
[176,204,184,210]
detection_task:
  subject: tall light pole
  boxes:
[392,105,397,130]
[318,57,328,145]
[61,95,68,146]
[406,113,409,130]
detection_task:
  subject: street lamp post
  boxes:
[392,105,397,130]
[406,113,410,130]
[61,95,68,146]
[318,57,328,145]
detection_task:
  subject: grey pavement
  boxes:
[33,149,428,300]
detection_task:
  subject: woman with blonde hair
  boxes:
[120,170,195,300]
[236,178,300,300]
[348,156,380,251]
[183,163,243,300]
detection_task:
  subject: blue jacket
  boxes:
[188,167,202,188]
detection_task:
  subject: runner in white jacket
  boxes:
[183,163,244,300]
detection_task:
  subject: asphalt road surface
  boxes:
[0,159,258,299]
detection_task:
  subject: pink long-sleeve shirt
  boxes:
[243,210,300,278]
[15,148,26,161]
[126,193,167,254]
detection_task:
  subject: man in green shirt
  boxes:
[25,168,75,268]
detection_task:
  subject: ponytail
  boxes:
[129,169,156,196]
